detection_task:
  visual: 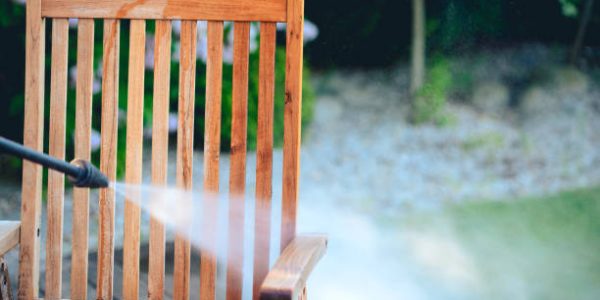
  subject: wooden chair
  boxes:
[2,0,327,299]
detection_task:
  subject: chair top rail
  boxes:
[41,0,286,22]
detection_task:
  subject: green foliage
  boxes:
[558,0,581,17]
[433,0,504,51]
[305,0,412,67]
[306,0,592,67]
[450,64,476,100]
[411,57,452,125]
[0,1,24,27]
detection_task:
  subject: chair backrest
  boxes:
[18,0,305,299]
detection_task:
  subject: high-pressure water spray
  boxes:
[0,136,109,188]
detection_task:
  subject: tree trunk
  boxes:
[570,0,595,65]
[411,0,426,95]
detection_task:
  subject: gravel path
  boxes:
[301,69,600,212]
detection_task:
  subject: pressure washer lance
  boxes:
[0,136,109,189]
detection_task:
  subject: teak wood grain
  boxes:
[97,19,121,300]
[260,235,327,300]
[45,18,69,300]
[71,18,95,300]
[0,221,20,256]
[41,0,286,22]
[173,19,197,300]
[254,21,277,300]
[201,20,224,300]
[123,19,146,300]
[148,19,172,300]
[227,21,250,300]
[281,0,305,251]
[18,0,45,298]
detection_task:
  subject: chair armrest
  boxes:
[0,221,20,256]
[260,235,327,300]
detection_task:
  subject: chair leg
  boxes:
[298,287,306,300]
[0,257,12,300]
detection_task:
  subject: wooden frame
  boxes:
[12,0,326,299]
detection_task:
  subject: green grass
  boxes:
[403,187,600,299]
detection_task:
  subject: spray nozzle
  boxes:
[69,159,110,189]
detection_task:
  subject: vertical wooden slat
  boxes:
[71,18,94,300]
[173,20,197,300]
[148,19,172,300]
[201,20,223,300]
[281,0,305,250]
[123,19,146,300]
[252,22,276,300]
[97,19,120,300]
[45,18,69,300]
[18,0,45,297]
[226,21,250,300]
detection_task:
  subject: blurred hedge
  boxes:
[305,0,412,68]
[305,0,599,68]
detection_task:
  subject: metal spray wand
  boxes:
[0,136,109,188]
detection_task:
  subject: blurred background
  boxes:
[1,0,600,299]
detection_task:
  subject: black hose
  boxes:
[0,137,81,178]
[0,136,109,188]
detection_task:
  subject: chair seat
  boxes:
[0,221,20,256]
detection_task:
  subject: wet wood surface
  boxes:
[97,18,121,300]
[201,20,224,300]
[148,19,172,300]
[281,0,305,251]
[19,0,45,297]
[173,19,197,300]
[71,18,95,300]
[227,21,250,300]
[45,18,69,300]
[253,21,277,300]
[122,19,146,300]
